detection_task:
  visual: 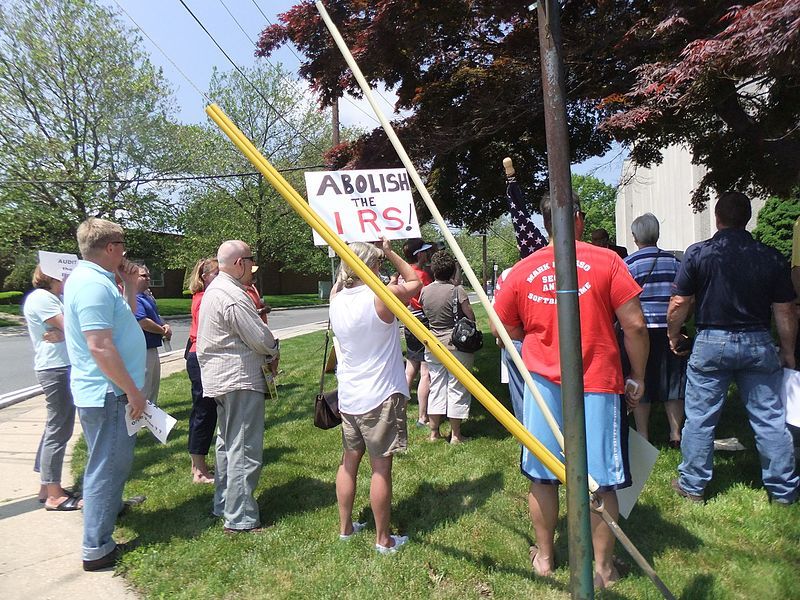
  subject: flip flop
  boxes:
[529,544,555,577]
[45,495,82,511]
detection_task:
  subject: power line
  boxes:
[215,0,352,129]
[0,165,324,187]
[176,0,327,156]
[249,0,394,119]
[111,0,209,103]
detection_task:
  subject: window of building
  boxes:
[149,269,164,288]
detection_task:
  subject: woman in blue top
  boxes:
[23,265,81,510]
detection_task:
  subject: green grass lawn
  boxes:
[0,304,21,315]
[156,294,325,316]
[72,307,799,599]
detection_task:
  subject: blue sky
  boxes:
[105,0,624,185]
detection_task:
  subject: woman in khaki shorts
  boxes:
[329,238,422,555]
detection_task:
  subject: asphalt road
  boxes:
[0,306,330,396]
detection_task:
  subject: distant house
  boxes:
[615,145,765,255]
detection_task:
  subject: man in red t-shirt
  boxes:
[492,193,648,589]
[401,239,434,426]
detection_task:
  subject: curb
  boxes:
[0,350,188,410]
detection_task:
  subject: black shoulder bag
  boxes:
[313,321,341,429]
[449,286,483,353]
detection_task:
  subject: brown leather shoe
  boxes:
[671,478,704,504]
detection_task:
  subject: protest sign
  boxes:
[617,427,659,518]
[38,250,79,281]
[304,168,421,245]
[125,401,178,444]
[782,368,800,427]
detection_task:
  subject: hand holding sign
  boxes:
[125,400,178,444]
[305,168,422,245]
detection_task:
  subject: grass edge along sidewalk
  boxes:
[71,308,799,599]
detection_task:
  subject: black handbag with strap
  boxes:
[449,286,483,353]
[314,321,341,429]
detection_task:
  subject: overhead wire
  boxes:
[214,0,378,128]
[175,0,327,156]
[111,0,210,103]
[0,165,324,187]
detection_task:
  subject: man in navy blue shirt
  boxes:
[667,192,798,506]
[135,264,172,406]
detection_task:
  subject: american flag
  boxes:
[506,171,547,258]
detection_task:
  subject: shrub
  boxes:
[0,291,24,305]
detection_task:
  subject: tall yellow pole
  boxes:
[205,103,567,483]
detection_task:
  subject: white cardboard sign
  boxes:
[781,368,800,427]
[304,168,421,245]
[125,400,178,444]
[617,427,660,519]
[38,250,79,281]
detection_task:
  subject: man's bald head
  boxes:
[218,240,249,268]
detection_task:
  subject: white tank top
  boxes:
[329,284,409,415]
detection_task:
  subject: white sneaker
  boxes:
[339,521,367,540]
[376,534,409,555]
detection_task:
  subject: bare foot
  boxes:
[593,566,620,589]
[192,470,214,484]
[450,436,470,445]
[45,495,84,510]
[428,432,443,442]
[530,545,554,577]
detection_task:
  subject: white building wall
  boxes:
[615,145,764,254]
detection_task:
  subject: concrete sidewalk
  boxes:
[0,320,327,600]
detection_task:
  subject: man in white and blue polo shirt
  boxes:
[63,217,146,571]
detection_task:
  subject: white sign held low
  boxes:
[125,401,178,444]
[305,168,421,245]
[38,250,79,281]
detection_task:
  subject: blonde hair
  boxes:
[76,217,124,258]
[31,265,58,290]
[336,242,384,288]
[188,257,219,294]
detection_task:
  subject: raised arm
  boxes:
[376,238,421,323]
[504,157,547,258]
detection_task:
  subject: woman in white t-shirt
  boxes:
[329,238,421,555]
[23,265,80,511]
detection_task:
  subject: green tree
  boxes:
[0,0,195,268]
[177,63,333,290]
[753,192,800,260]
[572,174,617,242]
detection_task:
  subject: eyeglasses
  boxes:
[139,274,150,279]
[109,240,126,247]
[240,256,255,262]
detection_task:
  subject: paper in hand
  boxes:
[125,400,177,444]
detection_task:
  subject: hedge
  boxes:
[0,291,23,305]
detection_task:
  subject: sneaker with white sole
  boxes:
[376,534,409,555]
[339,521,367,540]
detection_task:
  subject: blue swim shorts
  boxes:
[520,373,631,492]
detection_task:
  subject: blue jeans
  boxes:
[501,340,525,420]
[77,392,138,560]
[678,329,798,502]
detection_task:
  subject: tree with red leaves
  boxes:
[603,0,800,209]
[257,1,799,227]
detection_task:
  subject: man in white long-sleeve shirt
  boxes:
[197,240,280,533]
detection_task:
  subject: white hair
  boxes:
[631,213,660,246]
